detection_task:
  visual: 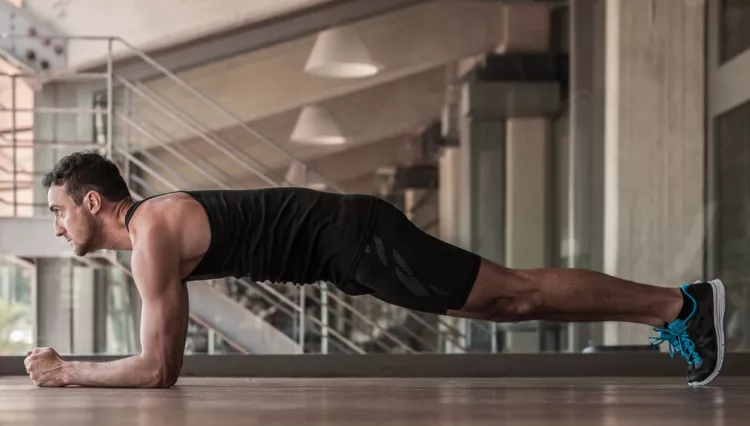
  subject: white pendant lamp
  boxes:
[291,105,347,145]
[305,26,381,79]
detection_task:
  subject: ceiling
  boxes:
[22,0,336,68]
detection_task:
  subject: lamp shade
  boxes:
[290,105,347,145]
[305,26,381,78]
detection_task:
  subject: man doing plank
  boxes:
[25,152,726,387]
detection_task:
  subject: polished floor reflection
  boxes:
[0,376,744,425]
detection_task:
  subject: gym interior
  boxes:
[1,0,749,424]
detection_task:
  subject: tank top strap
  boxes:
[124,200,144,232]
[124,191,184,232]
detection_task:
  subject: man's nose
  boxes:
[54,221,64,237]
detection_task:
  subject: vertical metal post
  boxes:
[490,322,498,353]
[207,329,216,355]
[298,162,308,353]
[298,287,306,353]
[106,38,114,159]
[321,281,329,354]
[11,75,17,216]
[123,88,131,184]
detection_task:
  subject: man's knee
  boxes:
[461,262,541,318]
[486,291,542,322]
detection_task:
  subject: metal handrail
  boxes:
[128,175,156,198]
[135,117,241,188]
[130,80,286,187]
[117,76,281,188]
[115,147,179,191]
[118,113,230,188]
[305,290,408,353]
[306,288,437,352]
[115,124,197,189]
[229,279,365,354]
[322,282,468,351]
[110,36,345,193]
[306,286,415,353]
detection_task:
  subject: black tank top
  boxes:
[124,188,377,285]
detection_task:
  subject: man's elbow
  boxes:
[154,375,179,389]
[144,370,178,389]
[143,363,180,389]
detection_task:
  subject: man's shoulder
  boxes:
[129,193,211,266]
[129,194,197,244]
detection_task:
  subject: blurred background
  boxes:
[0,0,745,359]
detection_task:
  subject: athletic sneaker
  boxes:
[649,279,726,386]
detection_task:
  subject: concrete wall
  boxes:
[603,0,705,345]
[22,0,332,68]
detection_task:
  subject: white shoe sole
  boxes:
[688,278,726,387]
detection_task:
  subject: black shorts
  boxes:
[336,198,482,315]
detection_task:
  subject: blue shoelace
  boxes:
[650,325,703,365]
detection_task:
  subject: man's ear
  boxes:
[85,191,102,214]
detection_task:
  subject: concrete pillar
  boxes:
[34,259,73,352]
[92,269,109,354]
[603,0,705,345]
[72,264,95,354]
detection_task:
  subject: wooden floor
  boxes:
[1,376,748,425]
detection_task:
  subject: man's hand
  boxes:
[24,347,68,387]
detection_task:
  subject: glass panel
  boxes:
[0,259,34,355]
[106,267,139,354]
[721,0,750,63]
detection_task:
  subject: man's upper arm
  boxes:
[130,226,190,385]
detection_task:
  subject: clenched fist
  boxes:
[24,347,68,387]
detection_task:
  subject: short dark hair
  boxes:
[42,151,131,205]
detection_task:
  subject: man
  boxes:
[25,152,725,388]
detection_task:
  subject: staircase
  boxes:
[0,32,491,355]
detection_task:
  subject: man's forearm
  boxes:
[63,355,170,388]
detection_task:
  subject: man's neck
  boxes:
[100,198,136,251]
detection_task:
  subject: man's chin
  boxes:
[73,246,91,257]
